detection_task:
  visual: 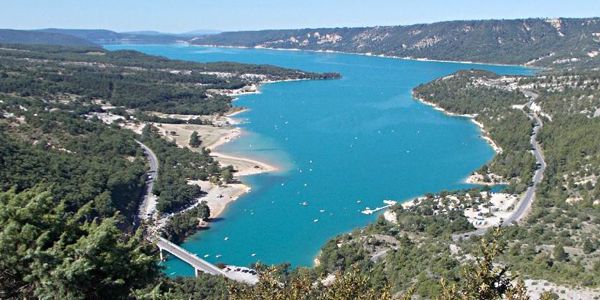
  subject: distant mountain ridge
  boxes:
[0,29,96,47]
[2,18,600,68]
[192,18,600,68]
[37,28,184,44]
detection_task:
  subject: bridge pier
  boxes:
[158,247,164,261]
[195,268,200,277]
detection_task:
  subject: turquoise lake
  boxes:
[106,45,532,276]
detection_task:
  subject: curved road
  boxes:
[453,93,545,240]
[136,140,159,222]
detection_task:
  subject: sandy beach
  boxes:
[150,109,277,219]
[187,180,251,218]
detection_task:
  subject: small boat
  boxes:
[301,201,309,206]
[362,209,374,215]
[224,237,229,241]
[313,219,319,223]
[383,200,397,206]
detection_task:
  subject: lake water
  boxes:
[106,45,532,276]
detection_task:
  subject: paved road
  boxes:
[502,111,545,225]
[453,92,545,240]
[138,143,258,283]
[154,236,227,277]
[136,140,159,222]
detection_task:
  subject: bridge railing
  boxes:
[152,236,227,276]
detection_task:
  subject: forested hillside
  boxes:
[38,28,183,45]
[0,29,96,46]
[0,44,336,114]
[9,18,600,69]
[0,44,340,298]
[193,17,600,68]
[3,15,600,297]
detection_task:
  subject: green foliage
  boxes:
[0,187,159,299]
[139,124,219,213]
[161,201,211,243]
[189,131,202,148]
[314,203,474,298]
[440,229,529,300]
[0,29,96,46]
[553,244,568,262]
[193,17,600,68]
[229,266,398,300]
[414,70,534,190]
[135,274,230,300]
[221,166,235,184]
[0,108,146,222]
[583,240,596,254]
[0,44,338,115]
[414,69,600,287]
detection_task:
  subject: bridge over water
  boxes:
[139,141,258,284]
[150,236,259,284]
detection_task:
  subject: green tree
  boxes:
[583,240,596,254]
[221,166,234,184]
[189,131,202,148]
[0,186,159,299]
[229,266,404,300]
[553,244,568,261]
[439,228,530,300]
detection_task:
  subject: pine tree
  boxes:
[439,228,531,300]
[189,131,202,148]
[0,186,160,299]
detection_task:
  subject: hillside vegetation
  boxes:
[0,29,96,47]
[194,18,600,68]
[0,44,340,298]
[2,18,600,298]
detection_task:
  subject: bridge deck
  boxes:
[154,237,227,276]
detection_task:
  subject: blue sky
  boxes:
[1,0,599,33]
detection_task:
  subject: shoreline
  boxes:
[206,106,279,178]
[412,93,505,187]
[145,80,282,229]
[412,93,503,154]
[191,84,281,219]
[192,43,542,69]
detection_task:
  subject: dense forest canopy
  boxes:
[0,44,337,115]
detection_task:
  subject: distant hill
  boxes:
[0,29,97,47]
[5,18,600,68]
[38,28,183,44]
[191,18,600,68]
[122,29,221,37]
[178,29,221,36]
[121,30,170,36]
